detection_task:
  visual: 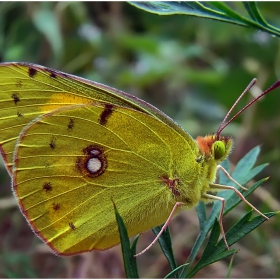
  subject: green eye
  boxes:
[213,141,226,160]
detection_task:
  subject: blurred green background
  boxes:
[0,2,280,278]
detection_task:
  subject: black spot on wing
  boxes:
[69,222,76,230]
[49,70,57,78]
[99,104,114,126]
[43,182,52,192]
[49,137,56,149]
[28,67,37,78]
[67,118,74,130]
[11,93,20,105]
[52,203,60,211]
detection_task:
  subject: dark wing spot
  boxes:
[28,67,37,78]
[67,118,74,130]
[69,222,76,230]
[49,137,56,149]
[99,104,114,126]
[52,203,60,211]
[49,70,57,78]
[43,182,52,192]
[11,93,20,105]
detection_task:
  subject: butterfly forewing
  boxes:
[0,62,186,174]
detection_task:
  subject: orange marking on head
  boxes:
[196,135,215,156]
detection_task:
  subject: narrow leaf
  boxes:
[114,203,139,278]
[129,1,249,26]
[217,211,277,248]
[184,211,278,277]
[243,2,268,26]
[232,146,260,179]
[196,201,206,231]
[165,264,189,279]
[153,225,177,274]
[185,220,236,277]
[129,2,280,38]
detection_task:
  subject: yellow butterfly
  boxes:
[0,62,278,256]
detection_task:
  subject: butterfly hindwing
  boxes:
[12,103,200,255]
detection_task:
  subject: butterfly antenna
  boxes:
[216,79,280,138]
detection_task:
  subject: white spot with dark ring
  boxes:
[87,157,102,173]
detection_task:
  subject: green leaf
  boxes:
[240,163,268,186]
[217,211,277,249]
[153,225,178,275]
[114,203,139,278]
[243,2,280,33]
[165,263,189,279]
[129,2,247,26]
[185,220,237,278]
[185,211,278,277]
[182,202,206,269]
[196,201,206,231]
[209,2,252,23]
[218,158,231,186]
[243,2,267,25]
[231,146,260,182]
[199,218,221,257]
[128,2,280,37]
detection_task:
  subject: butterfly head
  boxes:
[196,134,233,163]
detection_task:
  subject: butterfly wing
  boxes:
[12,103,200,255]
[0,62,186,174]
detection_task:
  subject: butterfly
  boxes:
[0,62,278,256]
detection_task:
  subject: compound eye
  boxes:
[213,140,225,160]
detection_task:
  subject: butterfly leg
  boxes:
[134,201,183,257]
[201,193,229,249]
[217,164,248,191]
[209,183,269,221]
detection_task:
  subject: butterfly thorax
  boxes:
[195,134,233,202]
[163,134,233,211]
